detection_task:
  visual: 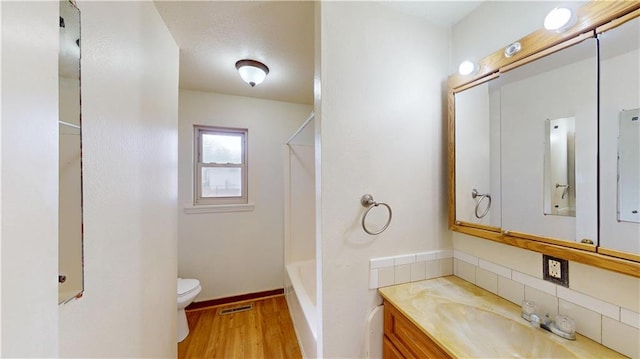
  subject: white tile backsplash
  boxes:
[621,308,640,329]
[476,267,498,294]
[410,261,426,282]
[453,250,479,266]
[512,270,557,296]
[369,269,379,289]
[602,316,640,358]
[378,267,395,287]
[369,250,454,288]
[557,286,620,320]
[479,259,512,279]
[449,248,638,356]
[559,299,602,343]
[416,251,437,262]
[370,256,395,269]
[394,264,411,284]
[394,254,416,266]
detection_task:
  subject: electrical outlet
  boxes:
[543,255,569,287]
[548,259,562,279]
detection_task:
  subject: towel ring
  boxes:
[361,194,392,235]
[471,189,491,219]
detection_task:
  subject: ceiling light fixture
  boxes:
[458,60,479,76]
[544,7,576,32]
[235,59,269,87]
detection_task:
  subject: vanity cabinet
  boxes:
[383,300,452,359]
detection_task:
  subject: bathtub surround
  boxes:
[178,90,312,301]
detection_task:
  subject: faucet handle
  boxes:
[550,314,576,340]
[555,315,576,333]
[521,300,538,321]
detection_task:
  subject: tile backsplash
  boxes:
[370,248,640,358]
[452,249,640,358]
[369,250,452,289]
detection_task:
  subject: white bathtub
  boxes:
[286,260,317,358]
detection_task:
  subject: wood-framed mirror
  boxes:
[448,1,640,278]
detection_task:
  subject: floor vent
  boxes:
[219,303,253,315]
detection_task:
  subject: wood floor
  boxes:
[178,295,302,359]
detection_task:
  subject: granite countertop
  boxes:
[378,276,625,358]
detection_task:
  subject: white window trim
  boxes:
[193,125,248,206]
[183,203,255,214]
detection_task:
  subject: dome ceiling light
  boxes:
[235,59,270,87]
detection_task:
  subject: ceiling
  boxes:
[155,1,483,106]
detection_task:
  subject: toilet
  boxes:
[177,278,202,342]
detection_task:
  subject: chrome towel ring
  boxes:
[361,194,392,235]
[471,189,492,219]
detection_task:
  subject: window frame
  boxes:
[193,125,248,205]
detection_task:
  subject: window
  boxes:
[194,125,248,205]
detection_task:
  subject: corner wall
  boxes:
[318,3,451,357]
[178,90,312,301]
[1,2,59,356]
[58,2,179,357]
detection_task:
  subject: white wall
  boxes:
[1,2,59,356]
[178,90,312,301]
[318,2,450,357]
[58,1,179,357]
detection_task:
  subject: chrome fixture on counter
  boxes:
[521,300,576,340]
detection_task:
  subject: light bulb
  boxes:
[544,8,575,32]
[458,60,478,76]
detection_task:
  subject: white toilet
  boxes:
[177,278,202,342]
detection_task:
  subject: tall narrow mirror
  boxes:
[599,15,640,257]
[59,0,83,304]
[544,117,576,217]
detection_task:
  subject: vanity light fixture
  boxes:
[235,59,269,87]
[458,60,479,76]
[544,7,576,32]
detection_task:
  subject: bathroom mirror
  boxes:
[500,37,598,245]
[598,14,640,257]
[454,80,501,229]
[59,0,83,304]
[449,2,640,277]
[543,117,576,217]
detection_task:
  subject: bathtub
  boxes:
[285,260,317,358]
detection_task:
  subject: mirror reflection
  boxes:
[59,0,83,304]
[618,109,639,223]
[454,81,501,228]
[500,38,598,244]
[544,117,576,217]
[599,16,640,255]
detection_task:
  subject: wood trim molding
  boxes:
[448,2,640,278]
[448,1,640,89]
[598,248,640,263]
[453,226,640,278]
[454,220,501,233]
[499,32,595,74]
[185,288,284,311]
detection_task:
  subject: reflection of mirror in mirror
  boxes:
[618,109,639,223]
[59,0,83,304]
[454,81,501,228]
[500,38,597,244]
[599,16,640,256]
[544,117,575,217]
